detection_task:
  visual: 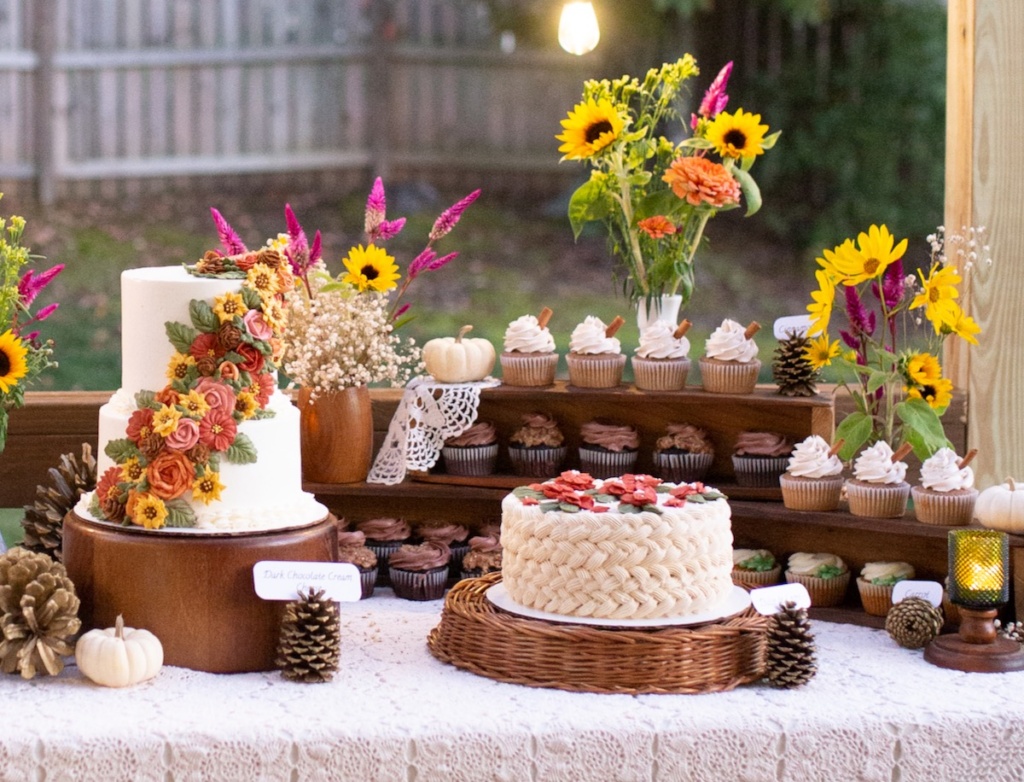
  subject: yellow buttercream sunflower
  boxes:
[704,108,769,159]
[556,98,625,160]
[0,330,29,394]
[192,467,226,505]
[152,405,183,437]
[827,225,907,287]
[213,291,248,324]
[130,492,168,530]
[804,333,841,371]
[342,244,400,293]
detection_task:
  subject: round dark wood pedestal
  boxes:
[63,511,338,673]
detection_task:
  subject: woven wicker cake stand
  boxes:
[63,510,338,673]
[428,573,770,694]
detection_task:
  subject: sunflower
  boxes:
[0,330,29,394]
[192,467,226,505]
[704,108,769,159]
[804,333,841,370]
[910,263,960,312]
[806,269,838,336]
[129,492,168,530]
[152,405,183,437]
[342,244,400,293]
[213,291,248,324]
[556,98,625,160]
[903,352,943,387]
[826,225,907,286]
[905,375,954,411]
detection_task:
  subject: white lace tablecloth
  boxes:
[3,596,1024,782]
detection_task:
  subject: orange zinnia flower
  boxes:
[663,157,740,208]
[637,216,678,239]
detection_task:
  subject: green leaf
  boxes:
[865,369,892,395]
[558,503,581,513]
[104,438,140,463]
[896,398,950,460]
[135,390,160,410]
[835,413,874,461]
[637,189,688,221]
[0,409,8,455]
[224,432,258,464]
[189,299,219,333]
[732,167,762,217]
[165,321,198,354]
[568,178,612,239]
[241,286,262,310]
[163,499,197,528]
[760,130,782,151]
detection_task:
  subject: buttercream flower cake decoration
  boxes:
[512,471,725,514]
[91,210,292,529]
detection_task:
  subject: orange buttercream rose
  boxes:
[146,450,195,500]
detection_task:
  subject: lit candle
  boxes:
[558,2,600,55]
[948,529,1009,607]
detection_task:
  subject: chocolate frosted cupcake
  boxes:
[731,548,781,588]
[416,523,470,584]
[355,517,411,587]
[578,420,639,479]
[507,412,567,477]
[785,552,850,607]
[700,319,762,394]
[653,423,714,483]
[337,530,378,599]
[461,534,503,580]
[857,561,915,616]
[565,315,627,388]
[732,431,793,488]
[780,435,845,511]
[500,308,559,387]
[846,441,911,518]
[442,421,499,476]
[912,447,978,526]
[632,319,691,391]
[388,541,451,601]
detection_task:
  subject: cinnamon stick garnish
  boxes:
[828,438,845,457]
[958,448,979,469]
[891,442,914,463]
[673,319,692,340]
[605,315,625,338]
[537,307,553,329]
[743,321,761,340]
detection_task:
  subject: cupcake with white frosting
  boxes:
[780,435,845,511]
[565,315,627,388]
[500,307,559,387]
[785,552,850,607]
[731,548,781,587]
[846,441,912,518]
[700,319,762,394]
[632,319,692,391]
[912,447,978,526]
[857,561,915,616]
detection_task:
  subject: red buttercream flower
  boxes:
[95,466,126,521]
[250,372,275,407]
[556,471,595,490]
[199,408,238,451]
[235,343,265,374]
[126,408,156,445]
[190,332,226,362]
[521,496,539,506]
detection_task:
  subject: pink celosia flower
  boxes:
[429,190,481,242]
[284,204,321,281]
[364,177,386,234]
[210,207,247,255]
[691,61,733,129]
[18,264,64,308]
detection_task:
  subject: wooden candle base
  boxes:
[924,607,1024,673]
[63,511,338,673]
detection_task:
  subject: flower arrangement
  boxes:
[803,223,984,462]
[0,196,63,454]
[281,178,480,395]
[512,471,725,514]
[92,220,291,529]
[557,57,779,307]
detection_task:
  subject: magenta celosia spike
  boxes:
[882,259,904,309]
[285,203,306,247]
[365,177,387,235]
[31,302,59,323]
[407,249,436,281]
[840,330,859,350]
[393,302,411,320]
[210,207,247,254]
[844,285,873,336]
[429,190,481,242]
[374,218,406,242]
[699,61,733,119]
[18,263,64,307]
[427,251,458,272]
[309,230,322,265]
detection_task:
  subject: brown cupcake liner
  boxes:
[631,356,691,391]
[500,352,559,387]
[732,455,790,488]
[731,564,782,588]
[389,564,449,601]
[442,443,499,476]
[785,570,850,607]
[856,578,896,616]
[566,352,627,389]
[652,451,713,484]
[508,445,567,478]
[699,357,761,394]
[846,480,910,518]
[780,474,845,511]
[358,567,377,599]
[578,446,638,480]
[364,539,405,587]
[911,486,978,526]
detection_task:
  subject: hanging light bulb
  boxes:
[558,1,600,56]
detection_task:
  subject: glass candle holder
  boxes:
[947,529,1009,608]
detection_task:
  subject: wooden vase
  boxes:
[298,385,373,484]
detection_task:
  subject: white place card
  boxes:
[892,580,943,608]
[253,561,362,602]
[751,583,812,615]
[773,314,811,340]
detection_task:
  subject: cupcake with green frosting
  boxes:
[785,552,850,607]
[731,548,781,587]
[857,561,914,616]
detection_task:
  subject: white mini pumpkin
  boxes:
[975,478,1024,534]
[423,325,496,383]
[75,615,164,688]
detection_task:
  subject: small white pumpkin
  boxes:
[975,478,1024,534]
[75,615,163,688]
[422,325,496,383]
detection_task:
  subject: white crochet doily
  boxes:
[367,376,501,485]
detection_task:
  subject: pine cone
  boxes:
[885,597,943,649]
[765,600,817,688]
[772,331,820,397]
[276,587,340,683]
[20,443,97,563]
[0,547,81,679]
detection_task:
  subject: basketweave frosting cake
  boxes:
[500,472,733,620]
[76,252,327,532]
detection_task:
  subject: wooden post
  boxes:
[31,0,57,204]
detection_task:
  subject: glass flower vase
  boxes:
[636,293,683,332]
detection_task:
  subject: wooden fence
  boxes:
[0,0,592,202]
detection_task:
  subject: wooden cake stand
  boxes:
[63,511,338,673]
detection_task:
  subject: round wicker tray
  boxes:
[427,573,770,694]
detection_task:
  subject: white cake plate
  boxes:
[485,583,751,629]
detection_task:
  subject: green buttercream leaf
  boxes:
[224,432,258,464]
